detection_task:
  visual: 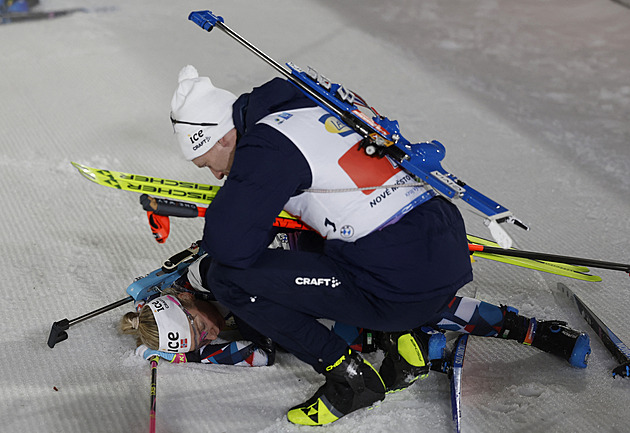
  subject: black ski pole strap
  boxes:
[161,241,203,273]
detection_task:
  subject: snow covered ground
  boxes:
[1,0,629,432]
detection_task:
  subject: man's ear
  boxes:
[217,128,237,148]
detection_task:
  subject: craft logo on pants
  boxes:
[295,276,341,288]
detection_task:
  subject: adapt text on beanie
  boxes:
[170,65,237,160]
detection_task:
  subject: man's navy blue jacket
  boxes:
[202,78,314,266]
[201,78,472,303]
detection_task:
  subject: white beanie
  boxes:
[147,295,193,353]
[170,65,237,160]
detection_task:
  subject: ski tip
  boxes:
[71,162,97,182]
[556,282,574,295]
[552,282,573,306]
[71,161,88,171]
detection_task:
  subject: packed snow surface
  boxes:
[1,0,629,432]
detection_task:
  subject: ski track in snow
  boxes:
[1,0,629,432]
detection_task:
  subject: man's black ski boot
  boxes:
[498,306,591,368]
[378,330,431,393]
[287,348,385,426]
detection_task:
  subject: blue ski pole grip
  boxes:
[189,10,224,31]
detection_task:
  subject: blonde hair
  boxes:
[119,287,194,350]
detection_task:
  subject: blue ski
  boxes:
[555,283,630,378]
[450,334,468,433]
[430,333,469,432]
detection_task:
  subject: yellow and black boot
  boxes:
[287,348,386,426]
[378,330,431,393]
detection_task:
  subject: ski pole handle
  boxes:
[188,10,224,31]
[140,194,200,218]
[140,194,313,233]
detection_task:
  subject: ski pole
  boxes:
[469,243,630,275]
[149,356,159,433]
[47,296,134,348]
[140,194,313,234]
[48,242,204,348]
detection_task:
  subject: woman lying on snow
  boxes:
[120,254,275,367]
[120,235,592,383]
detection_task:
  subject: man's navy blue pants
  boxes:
[206,197,473,372]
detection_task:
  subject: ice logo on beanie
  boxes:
[189,129,213,153]
[189,129,204,145]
